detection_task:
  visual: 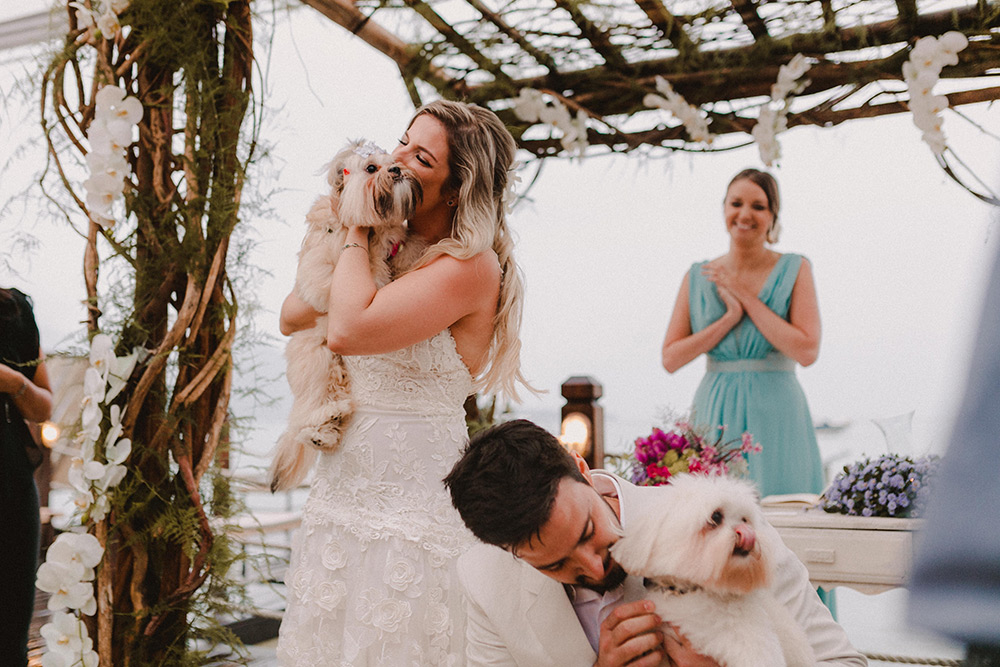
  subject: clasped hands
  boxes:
[701,264,748,322]
[595,600,721,667]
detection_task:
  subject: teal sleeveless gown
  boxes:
[688,253,824,497]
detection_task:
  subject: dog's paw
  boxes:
[299,415,349,452]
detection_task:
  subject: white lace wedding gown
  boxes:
[276,329,477,666]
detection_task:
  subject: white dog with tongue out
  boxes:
[610,474,815,667]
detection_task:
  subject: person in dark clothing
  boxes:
[1,287,53,666]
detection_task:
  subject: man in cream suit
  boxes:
[445,419,867,667]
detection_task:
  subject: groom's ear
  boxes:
[569,451,594,485]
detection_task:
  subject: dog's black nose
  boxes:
[388,165,401,175]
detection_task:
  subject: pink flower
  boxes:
[646,464,672,481]
[665,432,687,450]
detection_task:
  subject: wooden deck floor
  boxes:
[27,591,49,666]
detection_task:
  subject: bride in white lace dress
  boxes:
[275,100,530,666]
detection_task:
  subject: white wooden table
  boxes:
[764,508,922,594]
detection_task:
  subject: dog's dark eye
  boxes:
[709,510,723,526]
[366,164,378,174]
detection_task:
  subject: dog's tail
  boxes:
[269,431,318,492]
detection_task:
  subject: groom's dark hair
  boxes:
[444,419,587,553]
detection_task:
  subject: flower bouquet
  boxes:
[821,453,941,518]
[611,416,762,487]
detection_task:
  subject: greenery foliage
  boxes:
[37,0,264,662]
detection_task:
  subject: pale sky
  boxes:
[2,4,999,467]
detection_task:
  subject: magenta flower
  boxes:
[626,418,761,487]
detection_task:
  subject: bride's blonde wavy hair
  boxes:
[405,100,532,401]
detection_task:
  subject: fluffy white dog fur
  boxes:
[610,474,815,667]
[270,139,425,492]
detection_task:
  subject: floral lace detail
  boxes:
[277,329,475,666]
[344,329,473,416]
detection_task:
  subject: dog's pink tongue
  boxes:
[734,525,756,553]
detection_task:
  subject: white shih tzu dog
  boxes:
[610,474,815,667]
[270,139,424,492]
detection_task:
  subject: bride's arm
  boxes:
[326,227,500,355]
[279,292,321,336]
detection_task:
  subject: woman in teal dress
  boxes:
[661,169,824,498]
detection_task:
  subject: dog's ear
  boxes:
[611,487,683,576]
[328,139,368,195]
[328,153,351,196]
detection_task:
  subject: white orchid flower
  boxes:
[83,172,121,198]
[502,161,523,214]
[70,2,95,30]
[40,611,87,660]
[87,121,129,156]
[83,460,106,481]
[68,459,91,494]
[559,110,589,156]
[512,88,546,122]
[74,489,95,512]
[910,93,949,116]
[103,404,123,448]
[106,349,139,401]
[904,32,966,156]
[37,559,86,595]
[645,76,715,145]
[95,85,126,113]
[89,494,110,521]
[83,365,107,406]
[772,55,811,100]
[47,532,103,581]
[106,437,131,466]
[85,189,115,221]
[77,423,99,459]
[110,0,131,13]
[95,86,142,125]
[97,9,120,37]
[538,99,568,127]
[96,117,134,150]
[86,150,128,180]
[98,463,127,490]
[65,582,97,616]
[911,110,944,132]
[113,96,143,125]
[751,107,781,166]
[89,333,115,374]
[939,30,969,54]
[37,561,97,615]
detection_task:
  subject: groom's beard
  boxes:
[576,551,627,595]
[576,554,627,593]
[574,493,628,593]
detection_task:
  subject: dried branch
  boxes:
[634,0,695,52]
[404,0,514,85]
[729,0,768,40]
[553,0,630,71]
[300,0,463,95]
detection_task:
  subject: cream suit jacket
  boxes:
[457,471,868,666]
